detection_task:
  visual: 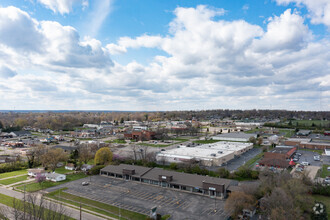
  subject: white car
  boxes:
[327,166,330,171]
[82,182,89,186]
[314,155,320,161]
[301,161,310,166]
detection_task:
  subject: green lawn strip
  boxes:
[320,165,330,178]
[161,214,171,220]
[242,152,264,169]
[193,140,220,144]
[17,173,87,192]
[299,148,324,155]
[55,167,73,174]
[47,189,146,220]
[0,193,74,220]
[0,175,28,185]
[0,169,27,179]
[138,143,171,148]
[312,194,330,219]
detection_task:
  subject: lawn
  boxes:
[0,193,74,220]
[55,167,73,174]
[193,140,220,144]
[320,165,330,178]
[0,175,28,185]
[0,169,27,179]
[17,173,87,192]
[47,189,147,220]
[312,194,330,219]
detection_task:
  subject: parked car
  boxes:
[293,157,299,162]
[82,182,89,186]
[296,153,302,156]
[301,161,310,166]
[327,166,330,171]
[324,177,330,185]
[314,155,320,161]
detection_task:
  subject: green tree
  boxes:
[94,147,113,165]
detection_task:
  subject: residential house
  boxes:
[28,168,46,177]
[45,173,66,182]
[65,163,75,170]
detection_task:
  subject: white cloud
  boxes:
[85,0,113,37]
[37,0,88,15]
[0,5,329,110]
[276,0,330,27]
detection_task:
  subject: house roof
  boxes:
[101,164,152,178]
[45,173,65,178]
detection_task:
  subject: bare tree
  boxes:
[0,193,71,220]
[78,145,93,164]
[41,148,68,171]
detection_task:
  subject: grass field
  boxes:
[0,169,27,179]
[0,175,28,185]
[0,193,74,220]
[47,189,147,220]
[320,165,330,178]
[312,194,330,219]
[17,173,87,192]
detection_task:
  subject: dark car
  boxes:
[82,182,89,186]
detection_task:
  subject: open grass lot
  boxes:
[47,189,147,220]
[0,175,28,185]
[0,193,74,220]
[312,195,330,219]
[17,173,87,192]
[294,120,330,127]
[320,165,330,178]
[0,169,27,179]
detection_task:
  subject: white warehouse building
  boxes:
[156,141,253,166]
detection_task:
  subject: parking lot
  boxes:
[46,175,229,220]
[295,150,323,166]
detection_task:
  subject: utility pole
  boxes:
[23,185,26,220]
[80,202,82,220]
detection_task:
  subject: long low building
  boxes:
[212,132,257,142]
[156,141,253,166]
[100,164,234,198]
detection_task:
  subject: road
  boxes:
[0,187,105,220]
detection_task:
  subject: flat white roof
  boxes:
[195,141,253,152]
[158,146,234,160]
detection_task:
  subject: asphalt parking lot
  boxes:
[46,175,229,220]
[296,150,323,166]
[225,148,262,171]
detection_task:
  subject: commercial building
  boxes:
[284,137,330,150]
[258,146,296,168]
[100,164,234,198]
[212,132,256,142]
[124,130,156,141]
[156,141,253,166]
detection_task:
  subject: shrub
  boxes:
[89,165,105,175]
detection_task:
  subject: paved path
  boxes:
[0,187,105,220]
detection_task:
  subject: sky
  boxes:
[0,0,329,111]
